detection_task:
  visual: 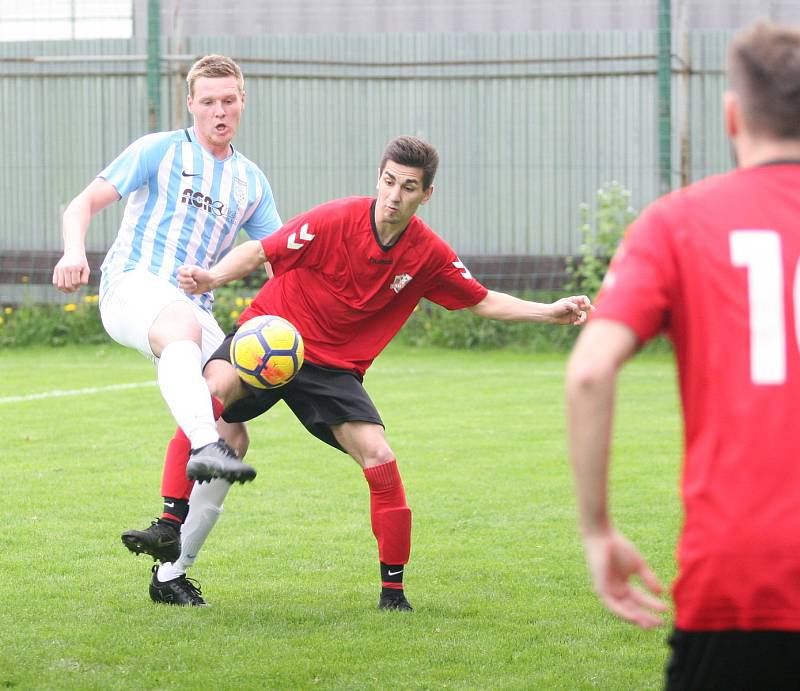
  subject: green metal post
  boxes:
[147,0,161,132]
[657,0,672,194]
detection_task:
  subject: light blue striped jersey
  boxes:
[99,127,282,312]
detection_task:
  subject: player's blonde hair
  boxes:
[728,21,800,139]
[186,54,244,97]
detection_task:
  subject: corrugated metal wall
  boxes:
[1,30,732,274]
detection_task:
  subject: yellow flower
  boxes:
[3,306,12,314]
[234,297,244,307]
[230,310,240,319]
[21,275,29,284]
[245,297,253,306]
[82,295,93,303]
[64,303,77,312]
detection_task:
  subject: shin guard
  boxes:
[363,460,412,565]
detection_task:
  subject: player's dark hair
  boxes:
[728,21,800,139]
[187,54,245,97]
[380,136,439,190]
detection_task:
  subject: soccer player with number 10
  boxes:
[567,20,800,690]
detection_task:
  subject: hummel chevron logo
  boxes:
[287,223,315,250]
[163,501,175,508]
[181,170,201,177]
[387,569,404,576]
[453,259,472,280]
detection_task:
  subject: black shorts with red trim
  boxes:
[665,627,800,691]
[208,332,384,452]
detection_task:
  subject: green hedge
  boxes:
[0,296,106,348]
[0,286,671,353]
[0,288,578,351]
[396,295,581,351]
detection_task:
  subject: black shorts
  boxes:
[665,628,800,691]
[208,332,383,452]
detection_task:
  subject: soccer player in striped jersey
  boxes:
[53,55,282,586]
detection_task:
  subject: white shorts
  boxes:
[99,270,225,364]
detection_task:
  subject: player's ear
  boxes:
[240,90,246,111]
[421,185,434,205]
[723,91,739,139]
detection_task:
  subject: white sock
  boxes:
[157,340,219,449]
[174,479,232,572]
[156,562,185,582]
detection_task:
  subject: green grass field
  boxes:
[0,342,681,690]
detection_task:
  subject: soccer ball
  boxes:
[230,315,304,389]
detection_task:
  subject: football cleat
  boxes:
[149,565,208,606]
[121,519,181,563]
[186,439,257,484]
[378,589,413,611]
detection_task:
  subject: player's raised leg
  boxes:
[333,421,413,612]
[148,301,256,484]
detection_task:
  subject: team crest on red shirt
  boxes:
[390,273,413,293]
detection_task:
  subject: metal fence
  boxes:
[0,29,734,302]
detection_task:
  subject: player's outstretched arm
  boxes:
[467,289,593,324]
[53,178,120,293]
[178,240,267,295]
[566,319,666,629]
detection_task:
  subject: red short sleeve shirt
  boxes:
[596,164,800,631]
[240,196,488,375]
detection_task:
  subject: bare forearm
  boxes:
[209,241,266,288]
[61,178,120,253]
[179,240,268,294]
[566,321,639,536]
[566,365,615,537]
[469,290,592,325]
[469,290,553,321]
[61,198,92,253]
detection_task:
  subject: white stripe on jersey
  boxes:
[156,140,193,283]
[140,143,178,276]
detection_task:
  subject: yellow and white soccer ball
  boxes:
[230,315,304,389]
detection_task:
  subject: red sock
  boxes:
[363,460,412,589]
[159,396,225,520]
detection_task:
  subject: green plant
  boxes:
[0,295,106,347]
[397,293,581,351]
[565,182,637,297]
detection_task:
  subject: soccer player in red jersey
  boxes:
[137,135,592,608]
[567,21,800,689]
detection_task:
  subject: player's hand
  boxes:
[52,250,90,293]
[583,528,667,629]
[550,295,594,325]
[177,265,213,294]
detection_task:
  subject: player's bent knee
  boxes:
[360,448,396,468]
[150,302,203,347]
[204,358,246,407]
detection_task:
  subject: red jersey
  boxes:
[239,196,488,375]
[595,163,800,631]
